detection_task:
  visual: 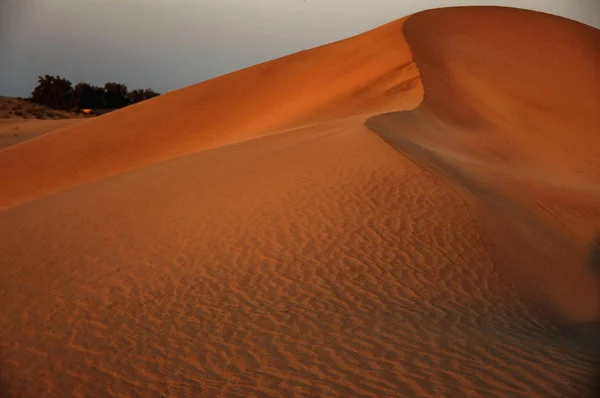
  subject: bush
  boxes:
[29,75,161,111]
[30,75,75,110]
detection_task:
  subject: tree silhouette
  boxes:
[127,88,160,105]
[73,82,105,109]
[103,82,129,109]
[30,75,75,110]
[29,76,161,112]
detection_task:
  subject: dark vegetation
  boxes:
[29,75,160,112]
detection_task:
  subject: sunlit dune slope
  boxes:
[367,6,600,334]
[0,18,420,209]
[1,117,597,397]
[1,5,599,398]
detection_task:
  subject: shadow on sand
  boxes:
[0,363,12,398]
[585,236,600,397]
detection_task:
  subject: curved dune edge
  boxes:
[0,17,421,210]
[1,6,600,397]
[366,6,600,347]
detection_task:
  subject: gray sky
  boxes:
[1,0,598,97]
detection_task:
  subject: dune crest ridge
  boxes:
[367,6,600,342]
[1,6,599,398]
[0,18,421,210]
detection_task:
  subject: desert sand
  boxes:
[0,6,598,398]
[0,119,84,149]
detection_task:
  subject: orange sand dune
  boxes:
[367,6,600,332]
[0,18,420,209]
[0,118,84,149]
[1,6,599,398]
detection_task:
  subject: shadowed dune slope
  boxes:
[367,6,600,336]
[0,18,420,209]
[1,6,600,398]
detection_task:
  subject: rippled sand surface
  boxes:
[1,6,598,397]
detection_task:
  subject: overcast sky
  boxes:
[1,0,598,97]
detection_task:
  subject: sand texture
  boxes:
[1,6,599,398]
[0,119,84,149]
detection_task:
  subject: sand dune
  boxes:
[0,18,420,210]
[0,119,84,149]
[366,6,600,332]
[1,6,599,398]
